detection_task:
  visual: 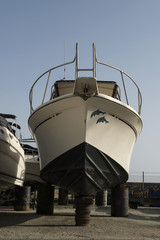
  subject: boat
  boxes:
[28,44,142,196]
[0,113,25,190]
[22,140,45,185]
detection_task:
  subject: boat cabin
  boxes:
[52,80,120,99]
[0,114,21,136]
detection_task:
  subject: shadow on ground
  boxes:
[128,207,160,222]
[0,211,40,227]
[1,206,160,228]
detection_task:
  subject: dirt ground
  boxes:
[0,204,160,240]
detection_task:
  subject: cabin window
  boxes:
[0,129,4,134]
[9,134,13,139]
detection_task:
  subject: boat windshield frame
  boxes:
[29,43,142,115]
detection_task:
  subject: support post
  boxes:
[75,196,94,226]
[111,185,129,217]
[58,188,68,205]
[14,186,31,211]
[36,184,54,215]
[96,190,107,206]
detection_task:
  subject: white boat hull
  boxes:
[29,94,142,195]
[0,127,25,190]
[25,156,45,184]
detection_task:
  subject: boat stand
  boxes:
[75,196,94,226]
[36,184,54,215]
[14,185,31,211]
[111,184,129,217]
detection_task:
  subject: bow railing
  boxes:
[29,43,142,115]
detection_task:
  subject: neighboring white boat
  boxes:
[28,44,142,196]
[23,140,45,184]
[0,114,25,190]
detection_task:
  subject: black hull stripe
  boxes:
[40,143,128,196]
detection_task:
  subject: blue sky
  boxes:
[0,0,160,176]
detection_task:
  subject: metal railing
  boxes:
[128,171,160,184]
[29,43,142,115]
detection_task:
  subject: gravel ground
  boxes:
[0,205,160,240]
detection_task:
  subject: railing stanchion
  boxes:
[75,43,78,80]
[120,71,129,105]
[93,43,96,78]
[42,70,51,104]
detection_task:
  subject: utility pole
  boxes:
[142,171,144,198]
